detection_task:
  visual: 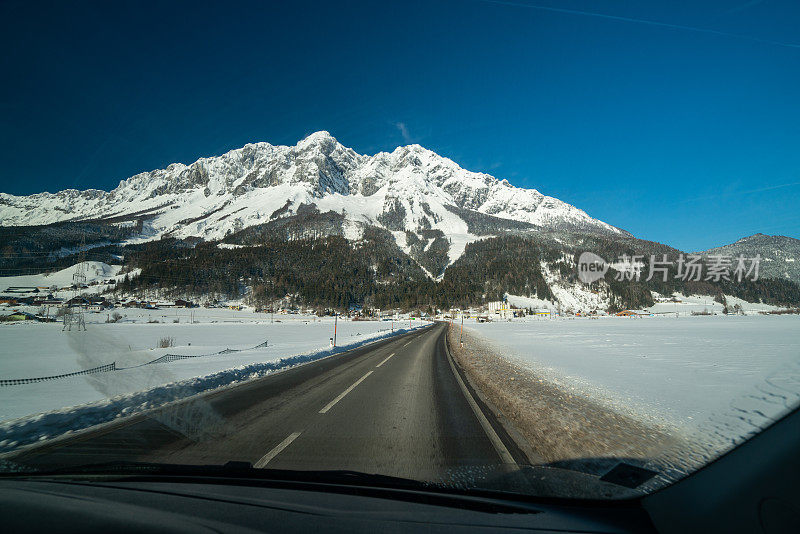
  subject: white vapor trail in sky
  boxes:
[475,0,800,49]
[395,122,414,143]
[679,181,800,204]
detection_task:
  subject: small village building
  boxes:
[66,296,91,308]
[4,287,40,294]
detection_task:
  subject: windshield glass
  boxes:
[1,0,799,501]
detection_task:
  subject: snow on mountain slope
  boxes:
[698,233,800,283]
[0,132,627,269]
[0,261,122,290]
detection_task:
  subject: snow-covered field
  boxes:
[465,315,800,456]
[0,261,129,299]
[0,309,427,451]
[646,293,781,315]
[504,291,783,316]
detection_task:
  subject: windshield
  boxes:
[1,0,799,502]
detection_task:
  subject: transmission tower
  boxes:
[63,232,87,332]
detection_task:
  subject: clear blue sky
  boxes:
[1,0,799,251]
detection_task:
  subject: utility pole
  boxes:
[63,232,87,332]
[460,309,464,347]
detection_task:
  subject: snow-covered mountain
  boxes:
[0,131,627,274]
[699,233,800,283]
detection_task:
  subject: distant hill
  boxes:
[699,234,800,283]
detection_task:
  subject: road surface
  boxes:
[9,323,527,486]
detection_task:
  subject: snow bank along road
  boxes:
[0,313,420,424]
[5,323,532,488]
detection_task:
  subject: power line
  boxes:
[62,232,88,332]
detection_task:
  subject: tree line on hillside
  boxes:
[0,221,138,273]
[110,233,800,312]
[114,234,438,310]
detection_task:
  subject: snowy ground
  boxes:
[504,291,784,316]
[646,293,781,315]
[464,315,800,462]
[0,309,427,451]
[0,261,133,300]
[0,261,122,290]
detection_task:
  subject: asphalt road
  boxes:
[10,323,526,486]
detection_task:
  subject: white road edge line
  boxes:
[319,371,374,414]
[376,353,395,367]
[254,431,302,468]
[444,343,518,467]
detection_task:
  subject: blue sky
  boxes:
[1,0,799,251]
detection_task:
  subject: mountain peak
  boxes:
[0,132,627,257]
[297,130,338,147]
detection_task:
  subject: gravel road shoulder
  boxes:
[446,324,689,485]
